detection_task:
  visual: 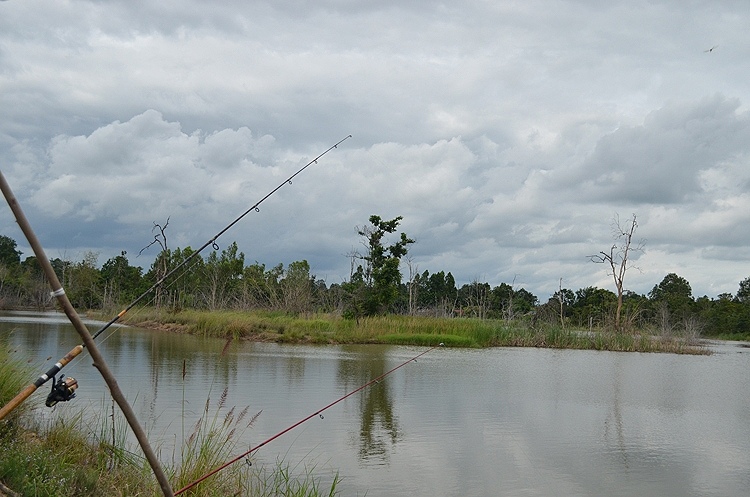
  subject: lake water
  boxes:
[2,310,749,496]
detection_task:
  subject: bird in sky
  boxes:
[704,45,719,53]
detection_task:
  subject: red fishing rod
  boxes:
[174,343,444,495]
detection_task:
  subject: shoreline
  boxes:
[87,307,714,355]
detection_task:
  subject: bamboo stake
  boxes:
[0,171,174,497]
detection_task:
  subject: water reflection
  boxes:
[337,346,401,464]
[604,356,628,468]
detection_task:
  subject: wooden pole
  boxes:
[0,171,174,497]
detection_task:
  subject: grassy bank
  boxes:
[0,339,340,497]
[109,308,709,355]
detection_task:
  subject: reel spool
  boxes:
[46,375,78,407]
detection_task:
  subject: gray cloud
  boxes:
[1,0,749,300]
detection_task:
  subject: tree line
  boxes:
[1,214,748,337]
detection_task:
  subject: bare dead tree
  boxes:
[503,275,519,322]
[557,278,565,329]
[139,217,170,308]
[405,256,419,316]
[588,214,644,332]
[139,217,170,256]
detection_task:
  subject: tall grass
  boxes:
[106,308,709,354]
[1,343,341,496]
[171,386,260,495]
[0,409,153,496]
[247,460,340,497]
[0,338,35,424]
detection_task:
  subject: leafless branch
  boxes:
[138,217,170,257]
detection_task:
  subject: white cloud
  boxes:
[2,0,750,300]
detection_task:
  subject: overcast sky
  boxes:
[1,0,749,301]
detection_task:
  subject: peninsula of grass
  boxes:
[107,308,709,355]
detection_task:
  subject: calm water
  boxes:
[2,311,749,496]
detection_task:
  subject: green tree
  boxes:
[415,270,457,317]
[18,256,48,308]
[458,280,491,318]
[240,262,284,309]
[570,286,617,328]
[490,283,513,320]
[281,260,314,314]
[349,215,414,316]
[513,288,538,314]
[736,276,750,304]
[67,251,102,309]
[649,273,694,331]
[100,251,144,306]
[697,294,737,336]
[550,283,575,328]
[202,242,245,309]
[0,235,21,267]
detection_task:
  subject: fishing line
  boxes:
[0,135,352,420]
[57,258,197,375]
[87,134,350,344]
[44,185,253,381]
[174,343,444,495]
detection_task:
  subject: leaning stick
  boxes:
[0,171,174,497]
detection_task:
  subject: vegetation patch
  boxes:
[109,308,712,355]
[379,333,474,347]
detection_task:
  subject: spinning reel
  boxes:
[46,375,78,407]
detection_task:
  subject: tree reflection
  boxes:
[604,354,628,469]
[338,345,401,464]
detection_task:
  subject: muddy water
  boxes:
[3,311,749,496]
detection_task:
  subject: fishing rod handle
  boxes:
[33,345,85,387]
[0,345,83,421]
[0,384,36,421]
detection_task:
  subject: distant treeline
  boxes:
[1,234,748,337]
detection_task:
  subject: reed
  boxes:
[0,346,341,496]
[106,308,709,354]
[0,340,34,423]
[246,460,340,497]
[171,386,259,495]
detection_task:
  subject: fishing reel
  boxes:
[46,375,78,407]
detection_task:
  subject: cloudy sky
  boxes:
[1,0,749,301]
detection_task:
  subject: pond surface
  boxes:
[2,311,749,496]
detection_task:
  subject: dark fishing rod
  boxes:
[94,134,352,340]
[174,343,444,495]
[0,134,351,420]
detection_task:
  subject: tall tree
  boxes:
[67,251,102,309]
[736,276,750,304]
[281,260,313,314]
[588,213,644,332]
[570,286,617,328]
[100,251,144,306]
[649,272,694,324]
[140,218,171,308]
[351,215,414,316]
[551,279,575,328]
[202,242,245,309]
[459,280,491,318]
[0,235,21,267]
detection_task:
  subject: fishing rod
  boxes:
[0,134,352,420]
[174,342,444,495]
[0,170,175,496]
